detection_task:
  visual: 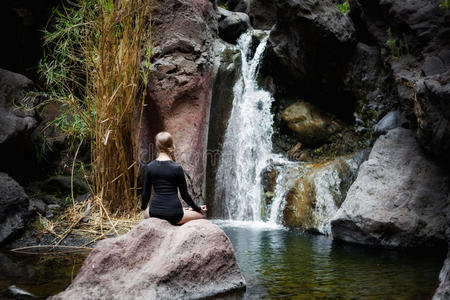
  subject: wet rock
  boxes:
[139,0,217,201]
[373,110,407,135]
[205,41,241,216]
[217,7,251,44]
[433,246,450,300]
[51,218,246,299]
[331,128,449,247]
[0,172,31,244]
[260,164,279,206]
[281,101,341,147]
[283,150,368,234]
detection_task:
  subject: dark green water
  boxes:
[0,222,445,299]
[217,221,445,300]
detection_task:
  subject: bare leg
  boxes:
[177,210,204,225]
[144,206,149,219]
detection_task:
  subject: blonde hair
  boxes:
[155,131,175,161]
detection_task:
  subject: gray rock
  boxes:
[433,246,450,300]
[218,7,250,44]
[422,56,446,76]
[331,128,449,247]
[29,198,47,215]
[0,68,36,144]
[433,248,450,300]
[51,218,246,299]
[75,192,92,203]
[0,172,30,244]
[373,110,407,135]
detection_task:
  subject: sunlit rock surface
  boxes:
[51,218,246,300]
[332,128,449,247]
[283,150,368,234]
[433,245,450,300]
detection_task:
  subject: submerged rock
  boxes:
[331,128,449,247]
[0,172,31,244]
[283,150,368,234]
[51,218,246,299]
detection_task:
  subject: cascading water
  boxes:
[214,30,290,224]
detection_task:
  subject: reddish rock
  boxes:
[50,218,245,299]
[137,0,217,200]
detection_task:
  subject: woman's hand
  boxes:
[200,205,207,215]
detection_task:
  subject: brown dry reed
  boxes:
[39,0,153,216]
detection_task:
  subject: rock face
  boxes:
[0,173,31,244]
[260,0,356,102]
[51,218,246,299]
[138,0,218,200]
[281,101,341,147]
[331,128,449,247]
[349,0,450,166]
[433,247,450,300]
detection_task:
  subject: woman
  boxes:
[141,131,206,225]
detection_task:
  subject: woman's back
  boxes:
[141,159,201,224]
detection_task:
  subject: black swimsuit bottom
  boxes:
[141,160,202,225]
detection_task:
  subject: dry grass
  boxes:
[31,195,143,252]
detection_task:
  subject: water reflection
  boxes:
[218,222,445,299]
[0,249,86,299]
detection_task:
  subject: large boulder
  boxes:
[138,0,218,201]
[217,7,251,44]
[0,68,36,144]
[0,172,31,244]
[281,101,341,147]
[433,246,450,300]
[51,218,246,299]
[331,128,449,247]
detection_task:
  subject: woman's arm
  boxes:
[177,165,202,212]
[141,165,152,210]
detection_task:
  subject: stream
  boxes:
[0,226,444,299]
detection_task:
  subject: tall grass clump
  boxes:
[39,0,152,215]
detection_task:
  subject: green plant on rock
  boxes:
[336,1,350,14]
[386,27,409,59]
[440,0,450,10]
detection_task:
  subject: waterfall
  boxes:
[214,30,289,223]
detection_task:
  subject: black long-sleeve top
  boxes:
[140,160,201,214]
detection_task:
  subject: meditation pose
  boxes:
[141,131,206,224]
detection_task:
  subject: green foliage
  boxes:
[440,0,450,10]
[385,27,409,59]
[336,1,350,14]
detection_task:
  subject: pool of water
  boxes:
[0,222,445,299]
[216,220,445,300]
